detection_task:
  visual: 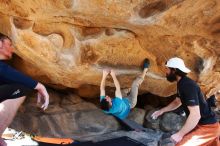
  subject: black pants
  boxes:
[0,84,32,103]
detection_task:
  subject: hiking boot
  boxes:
[143,58,150,70]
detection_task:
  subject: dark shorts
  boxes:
[0,84,32,103]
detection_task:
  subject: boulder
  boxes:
[0,0,218,97]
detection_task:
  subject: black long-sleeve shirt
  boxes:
[0,61,38,89]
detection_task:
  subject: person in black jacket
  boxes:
[151,57,220,146]
[0,33,49,146]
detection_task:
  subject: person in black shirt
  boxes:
[151,57,220,146]
[0,33,49,146]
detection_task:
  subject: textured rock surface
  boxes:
[10,89,120,138]
[0,0,219,97]
[1,1,219,144]
[127,108,146,125]
[10,89,163,144]
[160,112,186,132]
[8,89,218,144]
[144,109,186,133]
[144,109,161,130]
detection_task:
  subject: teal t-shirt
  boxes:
[100,96,130,119]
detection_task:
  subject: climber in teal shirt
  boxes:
[100,95,130,119]
[100,59,150,119]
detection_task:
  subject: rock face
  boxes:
[159,112,185,132]
[1,1,220,144]
[0,0,219,97]
[10,89,163,144]
[144,109,186,132]
[11,89,120,138]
